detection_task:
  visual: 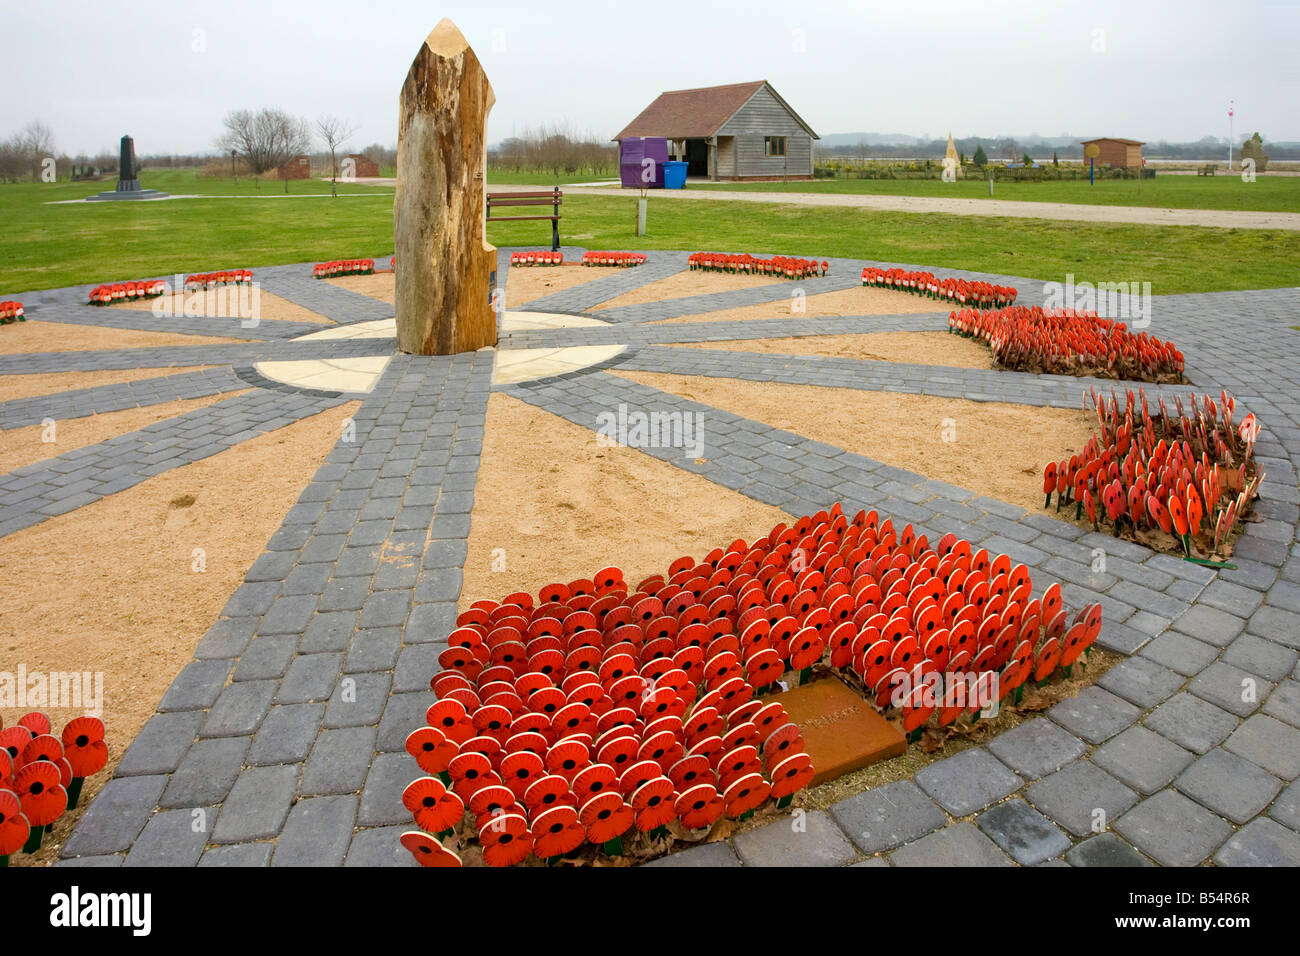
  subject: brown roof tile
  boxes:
[613,81,766,140]
[1080,137,1145,146]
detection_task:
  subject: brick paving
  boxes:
[7,247,1291,867]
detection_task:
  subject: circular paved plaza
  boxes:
[4,248,1298,867]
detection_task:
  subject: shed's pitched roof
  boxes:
[614,81,816,141]
[1080,137,1145,146]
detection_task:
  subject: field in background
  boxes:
[3,167,1298,294]
[707,173,1300,213]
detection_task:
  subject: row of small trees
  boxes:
[489,124,616,177]
[217,109,369,194]
[0,121,56,183]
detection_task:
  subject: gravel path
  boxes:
[556,185,1300,231]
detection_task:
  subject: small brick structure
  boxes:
[346,154,380,178]
[278,154,312,180]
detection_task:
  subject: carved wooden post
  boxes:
[395,18,498,355]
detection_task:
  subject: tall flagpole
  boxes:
[1228,101,1234,170]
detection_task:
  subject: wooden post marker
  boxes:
[395,18,498,355]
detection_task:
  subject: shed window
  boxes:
[764,136,786,157]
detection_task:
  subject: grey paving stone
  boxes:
[975,798,1071,864]
[1113,789,1233,866]
[1025,759,1138,837]
[1065,832,1154,867]
[259,593,319,635]
[1270,778,1300,831]
[1198,579,1265,617]
[1144,692,1240,754]
[1048,686,1141,744]
[60,775,168,858]
[160,736,250,808]
[1244,605,1300,649]
[1214,817,1300,866]
[1176,748,1283,824]
[300,610,358,652]
[247,702,325,765]
[210,764,301,843]
[114,710,203,776]
[1263,679,1300,728]
[327,671,394,730]
[1224,633,1299,682]
[194,617,258,660]
[828,779,947,853]
[732,809,856,867]
[1188,661,1273,717]
[358,750,421,826]
[123,807,214,867]
[405,601,457,642]
[914,747,1022,816]
[272,795,358,866]
[1139,630,1221,676]
[393,642,442,693]
[340,824,418,868]
[889,821,1014,867]
[1097,621,1149,658]
[317,575,371,613]
[1172,605,1246,647]
[157,659,233,712]
[986,717,1086,779]
[231,634,297,680]
[1092,725,1195,794]
[1223,714,1300,779]
[301,726,377,795]
[642,841,743,867]
[344,626,402,673]
[277,652,344,703]
[1097,656,1186,708]
[199,843,273,867]
[359,588,411,628]
[201,679,277,737]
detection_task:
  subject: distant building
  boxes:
[347,153,380,178]
[614,80,818,181]
[1080,137,1144,168]
[279,154,312,179]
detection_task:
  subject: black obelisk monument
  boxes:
[88,135,169,200]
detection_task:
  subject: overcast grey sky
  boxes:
[7,0,1298,156]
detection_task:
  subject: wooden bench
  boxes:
[1197,165,1216,176]
[486,188,562,252]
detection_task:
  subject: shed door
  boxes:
[685,139,708,177]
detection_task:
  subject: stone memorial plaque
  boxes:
[774,675,906,786]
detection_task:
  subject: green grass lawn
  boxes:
[705,174,1300,213]
[3,168,1298,295]
[486,169,618,186]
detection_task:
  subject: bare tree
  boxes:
[316,114,359,196]
[22,120,56,180]
[217,108,311,191]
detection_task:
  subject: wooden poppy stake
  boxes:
[799,667,812,686]
[22,825,43,854]
[603,836,624,856]
[775,794,793,810]
[66,777,87,810]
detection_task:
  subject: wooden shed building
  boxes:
[1079,137,1144,168]
[614,80,818,181]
